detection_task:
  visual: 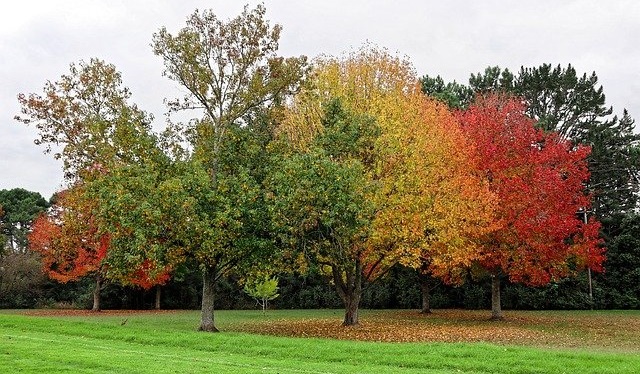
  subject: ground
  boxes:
[23,308,640,352]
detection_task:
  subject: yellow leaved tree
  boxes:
[272,45,496,325]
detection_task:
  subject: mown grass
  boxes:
[1,309,639,373]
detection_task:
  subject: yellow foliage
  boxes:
[279,45,497,284]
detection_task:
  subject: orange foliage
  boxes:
[128,260,171,290]
[29,188,108,282]
[280,46,496,285]
[457,95,604,285]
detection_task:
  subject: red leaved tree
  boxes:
[30,186,173,310]
[29,187,109,311]
[457,95,604,319]
[128,260,171,310]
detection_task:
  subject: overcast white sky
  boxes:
[2,0,639,199]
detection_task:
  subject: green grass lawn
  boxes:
[1,309,639,373]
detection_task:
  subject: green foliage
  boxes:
[0,188,49,252]
[268,101,377,267]
[468,66,515,95]
[419,75,474,109]
[150,3,306,331]
[244,276,280,311]
[596,213,640,308]
[0,251,46,308]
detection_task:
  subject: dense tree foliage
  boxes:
[423,64,640,219]
[150,3,306,332]
[273,47,496,325]
[13,4,638,323]
[0,189,49,253]
[29,187,108,311]
[422,64,639,308]
[457,95,603,319]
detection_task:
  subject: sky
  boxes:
[2,0,639,199]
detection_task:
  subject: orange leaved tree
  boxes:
[457,95,604,319]
[272,46,495,325]
[29,187,109,311]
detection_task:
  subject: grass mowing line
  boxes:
[2,333,337,374]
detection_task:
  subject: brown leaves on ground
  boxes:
[235,309,640,352]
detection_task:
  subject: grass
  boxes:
[1,309,639,373]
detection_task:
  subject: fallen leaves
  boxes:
[233,309,640,352]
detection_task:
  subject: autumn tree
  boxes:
[15,58,157,181]
[29,187,108,311]
[457,95,604,319]
[425,64,640,219]
[17,58,167,309]
[151,4,306,331]
[273,47,495,325]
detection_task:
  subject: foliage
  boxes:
[0,251,46,308]
[420,75,474,109]
[457,95,604,317]
[596,213,640,308]
[273,46,496,325]
[243,275,280,311]
[29,186,107,284]
[15,59,157,181]
[470,64,640,217]
[0,189,49,253]
[460,95,604,283]
[150,3,306,332]
[426,64,640,219]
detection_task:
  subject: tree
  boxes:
[29,187,108,311]
[420,75,474,110]
[423,64,639,307]
[16,59,157,181]
[244,275,280,312]
[17,58,168,311]
[273,46,495,325]
[457,95,604,319]
[0,189,49,253]
[467,64,640,218]
[151,4,306,332]
[267,131,374,326]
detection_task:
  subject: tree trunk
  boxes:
[155,285,161,310]
[491,274,502,320]
[332,261,363,326]
[343,293,360,326]
[92,275,102,312]
[199,267,219,332]
[419,275,431,314]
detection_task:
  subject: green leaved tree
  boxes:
[151,3,307,332]
[244,275,280,312]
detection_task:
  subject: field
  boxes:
[1,309,639,373]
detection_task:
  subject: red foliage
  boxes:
[457,95,604,286]
[29,189,109,283]
[129,260,171,290]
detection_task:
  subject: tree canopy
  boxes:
[0,188,49,253]
[457,95,604,319]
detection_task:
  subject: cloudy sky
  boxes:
[2,0,639,199]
